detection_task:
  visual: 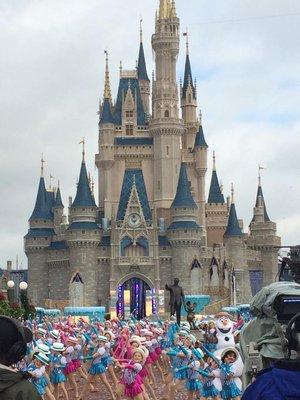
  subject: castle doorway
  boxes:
[116,277,156,320]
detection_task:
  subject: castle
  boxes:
[25,0,281,318]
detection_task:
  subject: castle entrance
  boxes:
[116,277,156,320]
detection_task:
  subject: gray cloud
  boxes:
[1,0,299,268]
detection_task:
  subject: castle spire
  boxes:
[103,50,112,102]
[182,31,196,101]
[207,152,224,204]
[72,151,97,208]
[137,20,149,82]
[224,184,243,237]
[171,163,197,208]
[252,167,270,222]
[54,185,64,208]
[29,168,53,221]
[193,119,208,150]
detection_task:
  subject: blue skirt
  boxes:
[34,382,46,396]
[102,356,113,367]
[88,362,106,375]
[202,383,220,397]
[221,381,241,399]
[174,368,188,380]
[186,378,202,391]
[50,371,66,384]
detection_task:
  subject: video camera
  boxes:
[273,295,300,324]
[240,282,300,385]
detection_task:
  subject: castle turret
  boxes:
[224,185,251,302]
[95,51,115,216]
[193,116,208,231]
[206,152,228,246]
[248,173,281,286]
[137,21,150,115]
[167,163,203,294]
[181,33,197,150]
[53,184,64,233]
[151,0,184,209]
[67,146,101,306]
[25,158,55,306]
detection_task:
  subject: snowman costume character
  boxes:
[213,315,244,375]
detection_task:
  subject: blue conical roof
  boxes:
[137,42,149,82]
[171,163,197,208]
[100,98,114,124]
[224,203,243,237]
[72,161,96,207]
[29,177,53,221]
[255,185,270,222]
[182,54,196,100]
[208,170,225,204]
[54,187,64,208]
[194,125,208,149]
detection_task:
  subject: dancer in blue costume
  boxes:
[50,342,69,400]
[200,356,221,400]
[80,335,116,400]
[28,352,56,400]
[219,349,242,400]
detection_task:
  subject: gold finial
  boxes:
[79,138,85,161]
[159,0,171,20]
[57,180,60,188]
[119,60,123,76]
[49,174,54,189]
[140,18,143,43]
[103,50,112,102]
[199,109,202,125]
[170,0,177,18]
[258,165,265,187]
[183,29,189,55]
[91,176,95,196]
[41,154,45,177]
[213,151,216,171]
[231,183,235,203]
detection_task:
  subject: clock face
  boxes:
[129,213,141,228]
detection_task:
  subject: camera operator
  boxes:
[239,281,300,400]
[0,316,41,400]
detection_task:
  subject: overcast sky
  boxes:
[0,0,299,269]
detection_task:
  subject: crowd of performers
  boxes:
[16,313,246,400]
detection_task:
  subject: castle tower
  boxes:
[53,184,64,233]
[224,186,251,303]
[206,152,228,246]
[193,118,208,231]
[25,158,55,306]
[151,0,184,210]
[67,146,101,307]
[95,52,115,217]
[249,174,281,286]
[167,163,203,294]
[181,33,197,150]
[137,21,150,115]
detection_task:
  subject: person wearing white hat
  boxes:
[50,342,69,400]
[80,336,116,400]
[102,332,118,386]
[28,353,56,400]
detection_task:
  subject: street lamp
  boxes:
[19,282,28,291]
[7,280,15,304]
[7,280,15,289]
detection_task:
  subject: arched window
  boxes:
[188,94,192,103]
[164,110,169,118]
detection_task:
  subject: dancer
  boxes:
[50,342,69,400]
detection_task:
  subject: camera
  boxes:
[273,295,300,324]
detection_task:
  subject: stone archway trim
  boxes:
[117,272,154,289]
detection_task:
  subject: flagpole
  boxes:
[233,269,237,306]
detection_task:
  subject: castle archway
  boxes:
[116,273,156,320]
